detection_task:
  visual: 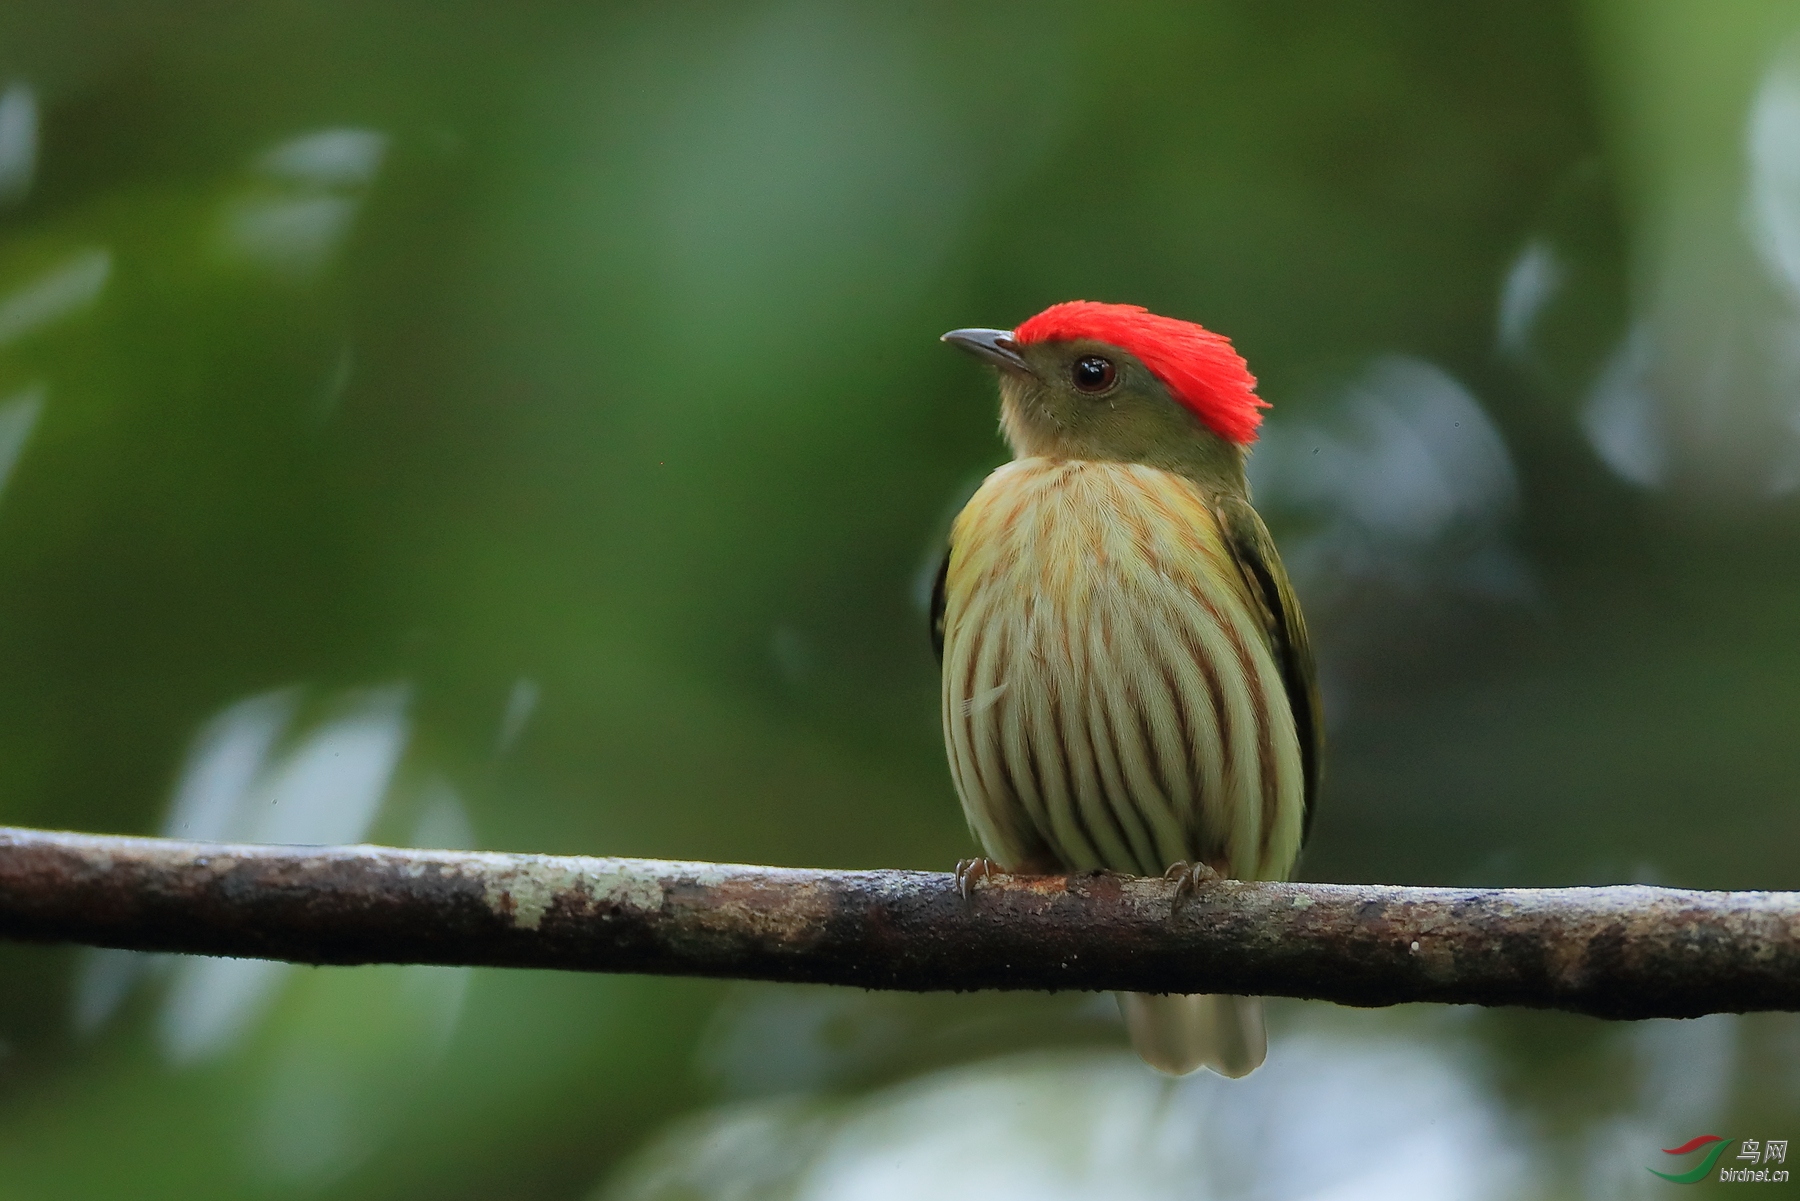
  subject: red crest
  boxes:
[1013,301,1267,444]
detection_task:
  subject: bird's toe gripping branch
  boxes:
[953,857,1001,901]
[1164,861,1223,911]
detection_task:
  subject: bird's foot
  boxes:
[1164,860,1221,909]
[954,857,1000,901]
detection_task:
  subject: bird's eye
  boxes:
[1072,355,1116,393]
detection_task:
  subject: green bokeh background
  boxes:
[1,2,1798,1197]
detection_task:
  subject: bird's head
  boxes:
[942,301,1266,490]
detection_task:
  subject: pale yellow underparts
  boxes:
[941,457,1305,885]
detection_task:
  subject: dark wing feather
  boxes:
[928,547,950,664]
[1216,496,1324,845]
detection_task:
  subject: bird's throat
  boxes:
[997,382,1252,499]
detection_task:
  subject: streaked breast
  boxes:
[940,458,1303,883]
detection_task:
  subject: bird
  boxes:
[932,300,1322,1077]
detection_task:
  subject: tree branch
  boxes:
[1,825,1796,1019]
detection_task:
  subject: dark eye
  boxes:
[1072,355,1116,393]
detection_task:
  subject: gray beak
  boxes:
[941,327,1029,373]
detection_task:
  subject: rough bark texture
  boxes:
[1,825,1796,1018]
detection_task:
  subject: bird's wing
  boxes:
[929,545,951,664]
[1215,495,1324,845]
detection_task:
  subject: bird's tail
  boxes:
[1116,992,1266,1078]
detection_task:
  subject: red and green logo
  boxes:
[1650,1135,1732,1183]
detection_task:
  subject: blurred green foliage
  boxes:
[0,2,1798,1198]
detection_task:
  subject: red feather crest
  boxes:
[1012,301,1267,444]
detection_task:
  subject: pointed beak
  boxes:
[941,327,1029,373]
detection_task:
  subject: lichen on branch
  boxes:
[1,825,1797,1019]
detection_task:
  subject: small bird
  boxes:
[933,301,1322,1077]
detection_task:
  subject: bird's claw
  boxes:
[954,857,1000,901]
[1165,860,1221,908]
